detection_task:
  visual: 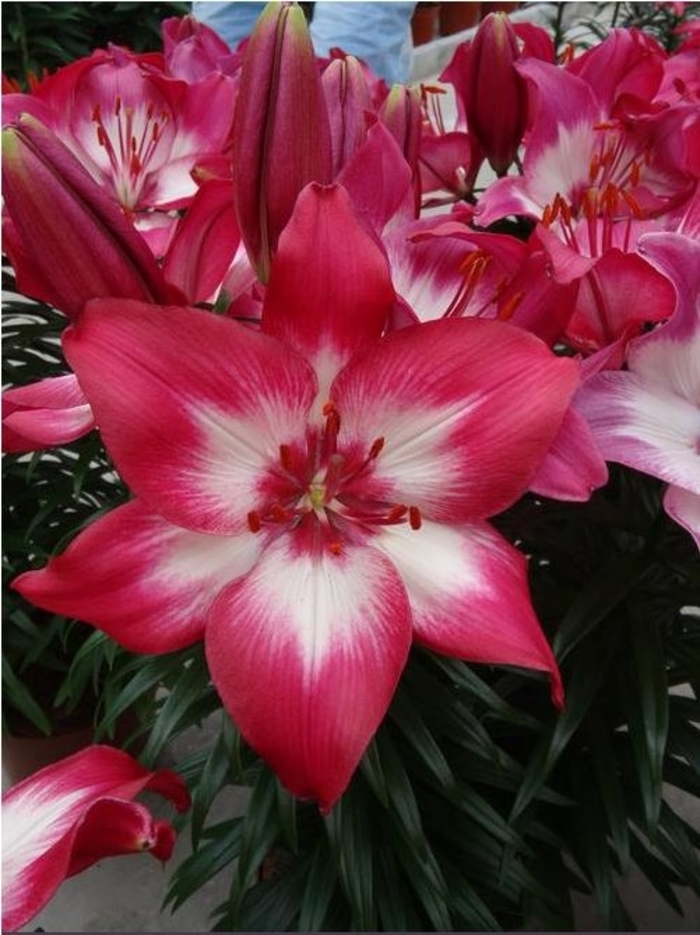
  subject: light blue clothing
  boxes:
[191,1,417,83]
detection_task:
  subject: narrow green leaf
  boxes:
[2,656,52,735]
[297,839,339,931]
[388,688,457,793]
[275,778,299,854]
[324,783,376,930]
[553,553,652,661]
[190,721,236,848]
[629,829,685,915]
[623,619,669,834]
[165,819,243,912]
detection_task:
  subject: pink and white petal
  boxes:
[262,183,395,390]
[3,374,95,452]
[2,746,185,932]
[63,300,316,534]
[576,372,700,493]
[664,484,700,550]
[373,519,563,707]
[66,798,175,877]
[205,522,412,812]
[333,318,580,522]
[629,233,700,398]
[13,500,262,654]
[529,405,608,502]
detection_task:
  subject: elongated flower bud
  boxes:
[322,54,374,177]
[2,114,179,317]
[231,1,332,281]
[379,84,422,215]
[462,12,527,176]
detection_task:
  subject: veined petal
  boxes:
[67,798,176,876]
[3,374,94,453]
[529,405,608,501]
[373,519,563,706]
[13,499,262,654]
[333,318,580,522]
[205,521,412,812]
[576,372,700,493]
[2,746,188,932]
[63,300,317,533]
[262,183,395,393]
[664,485,700,549]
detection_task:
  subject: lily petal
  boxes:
[205,520,412,812]
[62,300,317,533]
[664,485,700,549]
[373,518,563,707]
[3,374,95,452]
[2,746,188,932]
[13,499,262,654]
[262,183,395,395]
[332,318,580,522]
[576,372,700,493]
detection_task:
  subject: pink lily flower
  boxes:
[2,42,236,224]
[2,115,180,319]
[15,185,579,812]
[2,745,190,932]
[576,232,700,548]
[2,374,95,453]
[477,46,694,229]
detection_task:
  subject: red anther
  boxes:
[497,291,523,322]
[409,505,422,530]
[323,402,341,436]
[147,101,155,120]
[541,204,552,227]
[630,160,641,188]
[96,126,108,147]
[559,197,572,227]
[270,504,291,523]
[589,152,600,183]
[152,122,160,142]
[130,153,142,176]
[369,437,385,459]
[387,504,408,523]
[279,443,293,471]
[328,541,343,556]
[114,95,122,116]
[621,189,645,219]
[247,510,261,533]
[560,42,575,65]
[92,103,102,123]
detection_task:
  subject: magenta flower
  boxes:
[2,374,94,453]
[576,232,700,547]
[15,185,578,812]
[2,746,189,932]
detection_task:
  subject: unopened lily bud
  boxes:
[231,1,332,281]
[463,12,527,176]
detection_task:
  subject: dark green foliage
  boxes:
[2,2,188,86]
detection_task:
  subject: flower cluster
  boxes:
[2,2,699,928]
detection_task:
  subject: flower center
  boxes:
[91,96,170,209]
[245,403,422,553]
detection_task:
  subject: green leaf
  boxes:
[190,719,237,849]
[297,839,339,932]
[325,780,377,930]
[588,721,631,872]
[275,778,299,854]
[511,623,621,820]
[165,819,243,913]
[629,829,685,915]
[140,654,212,764]
[388,688,457,794]
[553,552,652,661]
[2,656,52,735]
[623,619,669,834]
[229,767,280,915]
